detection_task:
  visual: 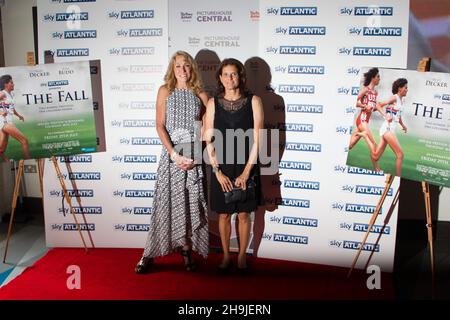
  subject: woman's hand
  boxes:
[235,170,250,191]
[171,152,195,171]
[18,115,24,122]
[402,125,407,133]
[216,171,234,193]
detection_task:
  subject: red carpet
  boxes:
[0,248,394,300]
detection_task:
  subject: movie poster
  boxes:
[0,60,97,160]
[347,67,450,187]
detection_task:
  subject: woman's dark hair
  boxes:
[392,78,408,94]
[363,67,379,86]
[0,74,12,90]
[216,58,247,95]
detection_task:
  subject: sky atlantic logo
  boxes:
[356,185,393,196]
[63,223,95,231]
[132,137,160,145]
[363,27,402,36]
[329,240,379,252]
[276,197,310,208]
[266,7,317,15]
[343,241,379,252]
[127,224,150,232]
[69,172,101,180]
[352,223,391,234]
[132,173,157,181]
[54,12,89,21]
[113,190,154,198]
[353,47,391,56]
[266,122,313,132]
[347,167,384,176]
[338,47,391,56]
[108,10,154,19]
[287,104,323,113]
[125,190,154,198]
[284,180,320,190]
[339,6,393,16]
[274,216,318,227]
[121,47,155,55]
[48,80,69,87]
[278,84,314,94]
[285,26,326,35]
[337,87,359,95]
[122,155,157,163]
[114,224,150,232]
[290,217,318,228]
[273,233,308,245]
[347,67,360,76]
[335,126,352,135]
[279,161,312,171]
[67,189,94,197]
[121,207,152,215]
[117,28,163,37]
[63,30,97,39]
[59,207,102,215]
[56,48,89,57]
[288,65,324,74]
[267,46,316,55]
[285,142,321,152]
[332,202,382,215]
[58,155,92,162]
[123,120,155,127]
[134,207,152,215]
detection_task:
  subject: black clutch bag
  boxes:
[224,177,257,204]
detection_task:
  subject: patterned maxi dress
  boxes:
[143,88,209,258]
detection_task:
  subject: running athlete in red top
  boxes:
[348,67,388,172]
[359,78,408,176]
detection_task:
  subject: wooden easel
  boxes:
[348,57,435,281]
[3,156,90,263]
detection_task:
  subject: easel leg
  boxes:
[3,160,24,263]
[64,157,95,249]
[364,187,400,270]
[421,182,435,282]
[51,156,89,253]
[348,174,395,278]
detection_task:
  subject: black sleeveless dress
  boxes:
[210,94,261,214]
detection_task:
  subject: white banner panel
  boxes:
[257,0,409,271]
[39,0,168,247]
[38,0,410,272]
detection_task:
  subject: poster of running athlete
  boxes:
[0,60,97,161]
[347,67,450,188]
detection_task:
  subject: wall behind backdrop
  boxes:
[34,0,411,271]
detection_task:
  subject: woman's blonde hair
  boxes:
[164,51,203,95]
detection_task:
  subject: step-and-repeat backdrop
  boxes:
[39,0,409,271]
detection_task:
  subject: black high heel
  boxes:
[135,256,153,274]
[217,260,232,274]
[180,249,197,271]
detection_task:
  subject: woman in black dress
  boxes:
[204,58,264,272]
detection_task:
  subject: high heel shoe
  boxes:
[217,260,232,274]
[135,256,153,274]
[180,249,197,271]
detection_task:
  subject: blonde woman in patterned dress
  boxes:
[135,51,209,273]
